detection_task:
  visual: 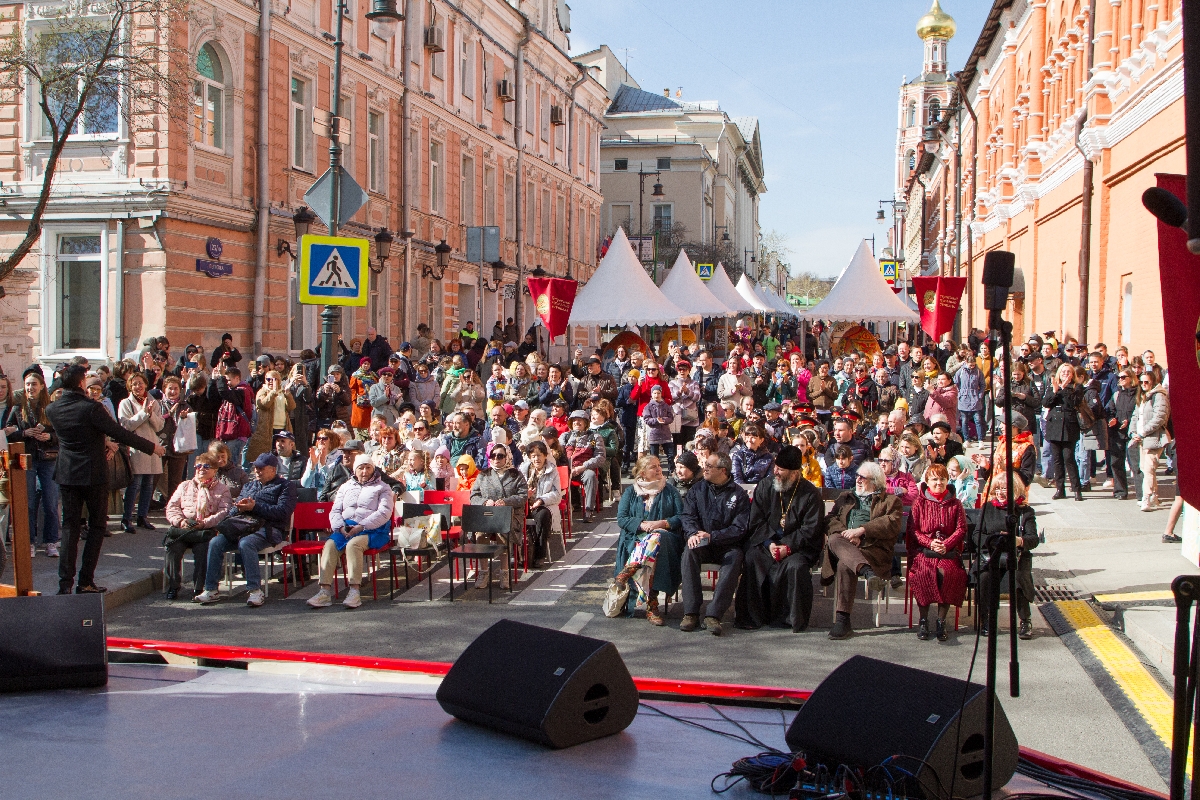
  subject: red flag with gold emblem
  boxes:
[1154,174,1200,507]
[911,276,967,340]
[526,276,578,340]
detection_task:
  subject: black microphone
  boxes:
[982,251,1015,312]
[1141,186,1188,229]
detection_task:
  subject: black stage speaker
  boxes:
[436,619,638,748]
[785,655,1017,797]
[0,593,108,692]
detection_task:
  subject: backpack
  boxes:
[1075,391,1096,431]
[215,384,253,441]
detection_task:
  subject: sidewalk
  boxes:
[1028,471,1194,679]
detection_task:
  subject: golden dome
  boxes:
[917,0,956,40]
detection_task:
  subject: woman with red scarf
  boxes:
[907,462,968,641]
[971,473,1038,640]
[849,363,879,415]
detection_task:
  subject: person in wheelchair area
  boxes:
[972,473,1038,640]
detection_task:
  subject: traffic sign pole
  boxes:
[319,0,348,377]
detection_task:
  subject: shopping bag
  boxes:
[601,579,630,618]
[173,413,198,453]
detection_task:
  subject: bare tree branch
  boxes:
[0,0,192,290]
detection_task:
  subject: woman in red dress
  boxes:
[908,462,968,641]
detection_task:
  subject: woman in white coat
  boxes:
[306,455,395,609]
[118,372,165,533]
[1131,371,1171,511]
[519,441,562,565]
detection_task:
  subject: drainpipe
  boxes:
[252,0,273,355]
[114,219,124,360]
[565,64,587,280]
[512,20,530,335]
[399,0,412,339]
[1075,0,1098,341]
[955,71,979,333]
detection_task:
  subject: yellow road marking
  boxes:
[1056,600,1190,774]
[1094,591,1175,604]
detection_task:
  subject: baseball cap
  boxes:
[252,453,279,469]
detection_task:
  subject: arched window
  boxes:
[194,43,225,149]
[928,97,941,125]
[1122,281,1133,344]
[906,150,916,172]
[906,101,916,127]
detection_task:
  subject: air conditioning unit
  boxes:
[423,26,445,52]
[497,79,515,102]
[550,105,565,126]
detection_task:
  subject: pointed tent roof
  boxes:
[707,262,757,314]
[658,250,734,318]
[568,228,701,327]
[799,241,920,323]
[736,274,774,313]
[760,285,795,317]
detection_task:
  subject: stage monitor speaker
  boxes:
[436,619,638,749]
[785,655,1017,797]
[0,593,108,693]
[982,251,1016,311]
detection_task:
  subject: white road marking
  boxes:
[559,612,594,635]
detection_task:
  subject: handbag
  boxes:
[107,447,132,491]
[601,579,630,618]
[395,514,442,549]
[669,405,682,435]
[173,413,198,454]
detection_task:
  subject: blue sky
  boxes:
[568,1,992,278]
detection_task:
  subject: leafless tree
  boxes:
[653,222,747,284]
[0,0,191,290]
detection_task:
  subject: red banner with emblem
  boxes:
[526,276,578,340]
[910,276,968,340]
[1154,174,1200,507]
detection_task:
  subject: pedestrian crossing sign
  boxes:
[298,234,369,306]
[697,263,714,281]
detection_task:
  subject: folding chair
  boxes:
[448,505,513,603]
[423,489,473,576]
[557,466,573,540]
[390,502,451,600]
[221,519,290,598]
[281,502,335,598]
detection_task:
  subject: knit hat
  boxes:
[775,445,804,470]
[435,445,451,460]
[676,450,700,474]
[353,454,374,470]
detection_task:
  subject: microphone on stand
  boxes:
[1142,187,1189,230]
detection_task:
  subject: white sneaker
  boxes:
[30,545,36,558]
[342,587,362,608]
[193,589,221,604]
[246,589,265,607]
[474,567,490,589]
[306,588,333,608]
[46,543,59,558]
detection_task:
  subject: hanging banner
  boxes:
[526,276,578,340]
[1155,174,1200,508]
[911,276,967,340]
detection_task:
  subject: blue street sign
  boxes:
[298,234,369,306]
[696,263,714,281]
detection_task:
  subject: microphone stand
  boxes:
[982,310,1021,800]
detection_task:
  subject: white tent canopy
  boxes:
[707,262,758,314]
[568,228,702,327]
[759,285,795,317]
[736,274,774,313]
[658,250,734,318]
[799,240,920,323]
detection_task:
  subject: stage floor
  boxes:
[0,660,1154,800]
[2,661,794,799]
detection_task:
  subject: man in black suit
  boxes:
[46,365,165,594]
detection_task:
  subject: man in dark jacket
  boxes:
[690,350,724,405]
[47,366,166,595]
[195,453,298,607]
[576,356,618,407]
[360,326,392,373]
[440,412,485,467]
[822,416,870,472]
[679,452,751,636]
[735,447,824,632]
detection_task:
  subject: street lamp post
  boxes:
[318,0,402,376]
[636,169,663,270]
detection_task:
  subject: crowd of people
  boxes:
[0,316,1174,625]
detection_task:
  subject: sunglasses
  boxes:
[194,464,214,471]
[1139,380,1152,386]
[317,436,330,441]
[491,451,508,459]
[414,425,427,431]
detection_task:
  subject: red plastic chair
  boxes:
[282,502,336,597]
[424,490,472,577]
[362,518,396,600]
[557,466,573,540]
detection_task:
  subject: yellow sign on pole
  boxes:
[298,234,370,306]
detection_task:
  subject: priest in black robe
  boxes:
[735,446,826,632]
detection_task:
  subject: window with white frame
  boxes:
[53,233,103,351]
[503,173,515,239]
[368,109,385,192]
[653,204,672,233]
[540,93,550,143]
[484,166,496,226]
[409,124,420,211]
[430,140,443,213]
[193,43,225,150]
[525,182,536,243]
[540,188,550,249]
[460,155,475,226]
[588,211,596,264]
[555,196,564,252]
[291,77,312,170]
[524,82,535,131]
[460,38,473,100]
[482,52,493,111]
[37,31,119,139]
